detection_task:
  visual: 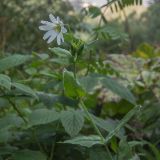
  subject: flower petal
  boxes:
[39,25,52,31]
[41,20,54,26]
[49,14,57,23]
[43,30,55,40]
[56,33,64,45]
[56,16,60,22]
[47,31,58,43]
[62,27,67,33]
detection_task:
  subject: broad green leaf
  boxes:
[0,74,11,90]
[50,58,70,65]
[49,47,72,57]
[60,110,84,137]
[0,129,11,143]
[12,82,38,99]
[12,150,47,160]
[36,53,49,60]
[100,77,136,105]
[0,54,31,72]
[80,74,136,104]
[63,135,103,148]
[37,92,78,108]
[28,109,60,126]
[0,114,24,130]
[63,69,86,98]
[37,92,60,107]
[118,138,133,160]
[79,76,99,93]
[105,105,141,143]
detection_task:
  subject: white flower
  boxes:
[39,14,67,45]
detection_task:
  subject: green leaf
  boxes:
[60,109,84,137]
[0,129,11,143]
[0,74,11,90]
[118,138,133,160]
[12,150,47,160]
[105,105,141,143]
[49,47,72,57]
[63,69,86,98]
[63,135,103,148]
[100,77,136,105]
[50,58,70,65]
[12,82,38,99]
[79,76,99,93]
[0,114,24,130]
[0,54,31,72]
[80,74,136,105]
[28,109,60,126]
[88,6,101,18]
[37,92,78,108]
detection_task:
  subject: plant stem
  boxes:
[7,98,28,124]
[73,60,76,78]
[79,100,105,143]
[79,99,113,160]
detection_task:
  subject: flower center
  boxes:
[54,24,61,33]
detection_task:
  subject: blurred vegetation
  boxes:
[0,0,160,160]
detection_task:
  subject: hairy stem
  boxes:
[79,99,113,160]
[79,100,105,143]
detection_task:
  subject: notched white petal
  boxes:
[62,27,67,33]
[49,14,57,23]
[43,30,52,40]
[47,31,58,43]
[56,33,62,45]
[40,20,53,26]
[39,25,52,31]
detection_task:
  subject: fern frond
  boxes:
[101,0,143,12]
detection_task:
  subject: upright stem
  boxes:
[79,100,105,143]
[73,60,76,78]
[8,99,28,124]
[79,99,113,160]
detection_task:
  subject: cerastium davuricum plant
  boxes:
[38,13,141,160]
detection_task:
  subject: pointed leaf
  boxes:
[12,82,38,99]
[28,109,60,126]
[105,105,141,143]
[63,135,103,148]
[0,74,11,90]
[61,110,84,137]
[63,69,86,98]
[0,54,31,72]
[100,77,136,105]
[80,74,136,104]
[49,47,72,57]
[92,114,125,138]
